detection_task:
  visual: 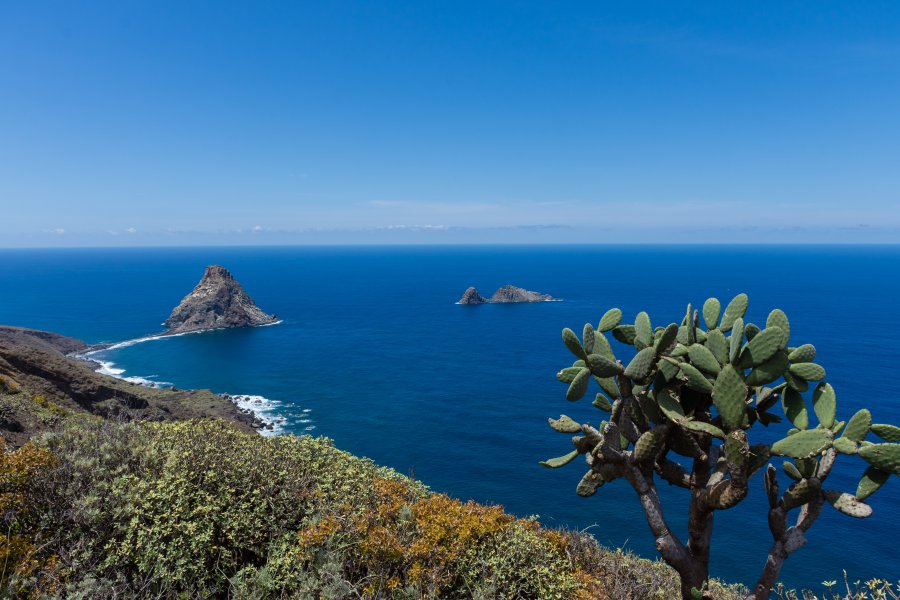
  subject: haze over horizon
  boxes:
[2,2,899,246]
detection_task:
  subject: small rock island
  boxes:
[164,265,278,334]
[456,285,557,304]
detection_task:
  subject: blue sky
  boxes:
[1,1,899,246]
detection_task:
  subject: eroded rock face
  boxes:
[0,325,257,445]
[489,285,554,303]
[456,285,556,304]
[457,287,488,304]
[164,265,278,334]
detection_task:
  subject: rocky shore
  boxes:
[0,325,258,445]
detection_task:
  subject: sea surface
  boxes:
[1,245,898,589]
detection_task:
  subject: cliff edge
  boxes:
[164,265,278,334]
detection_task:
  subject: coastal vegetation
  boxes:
[0,408,744,599]
[545,294,899,600]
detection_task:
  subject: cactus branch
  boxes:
[624,466,692,573]
[749,469,826,600]
[550,297,898,600]
[656,457,691,488]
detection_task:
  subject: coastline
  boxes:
[77,320,293,436]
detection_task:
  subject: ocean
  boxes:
[1,245,898,589]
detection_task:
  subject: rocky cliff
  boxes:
[164,265,278,334]
[0,325,255,445]
[457,285,556,304]
[457,287,488,305]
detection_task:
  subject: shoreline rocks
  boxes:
[164,265,278,334]
[457,285,557,304]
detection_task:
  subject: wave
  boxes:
[82,320,285,355]
[94,360,173,388]
[91,356,308,436]
[78,321,302,437]
[223,394,296,437]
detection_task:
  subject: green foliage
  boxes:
[546,294,899,600]
[457,521,579,599]
[5,416,756,599]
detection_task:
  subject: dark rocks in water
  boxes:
[489,285,555,303]
[457,287,488,305]
[164,265,278,334]
[457,285,557,304]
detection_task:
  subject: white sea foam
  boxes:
[224,394,303,437]
[93,360,173,388]
[82,320,284,356]
[78,320,301,437]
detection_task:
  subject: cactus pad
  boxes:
[633,425,668,462]
[842,409,872,443]
[766,309,790,342]
[612,324,636,345]
[576,471,604,496]
[729,318,744,365]
[705,328,729,365]
[702,297,721,330]
[540,449,579,468]
[635,311,653,349]
[782,461,803,481]
[680,361,714,394]
[712,364,748,431]
[824,491,873,519]
[856,466,890,501]
[739,325,787,368]
[783,477,820,509]
[583,323,596,354]
[557,367,584,383]
[549,415,582,433]
[681,420,725,438]
[858,443,900,475]
[587,353,620,378]
[563,328,587,360]
[832,437,858,455]
[592,393,613,412]
[781,388,809,430]
[871,424,900,442]
[598,308,623,332]
[688,344,721,375]
[745,350,790,386]
[656,388,686,421]
[719,293,749,331]
[566,368,590,401]
[624,347,657,383]
[656,323,679,355]
[812,383,837,429]
[788,344,816,363]
[788,362,826,381]
[770,428,833,459]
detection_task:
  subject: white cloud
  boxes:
[125,227,137,234]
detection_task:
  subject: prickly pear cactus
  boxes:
[542,294,899,600]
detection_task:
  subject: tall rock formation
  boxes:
[457,287,488,305]
[164,265,278,334]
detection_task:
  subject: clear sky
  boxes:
[2,1,899,246]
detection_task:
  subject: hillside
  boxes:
[0,325,257,446]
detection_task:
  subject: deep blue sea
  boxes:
[1,245,898,590]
